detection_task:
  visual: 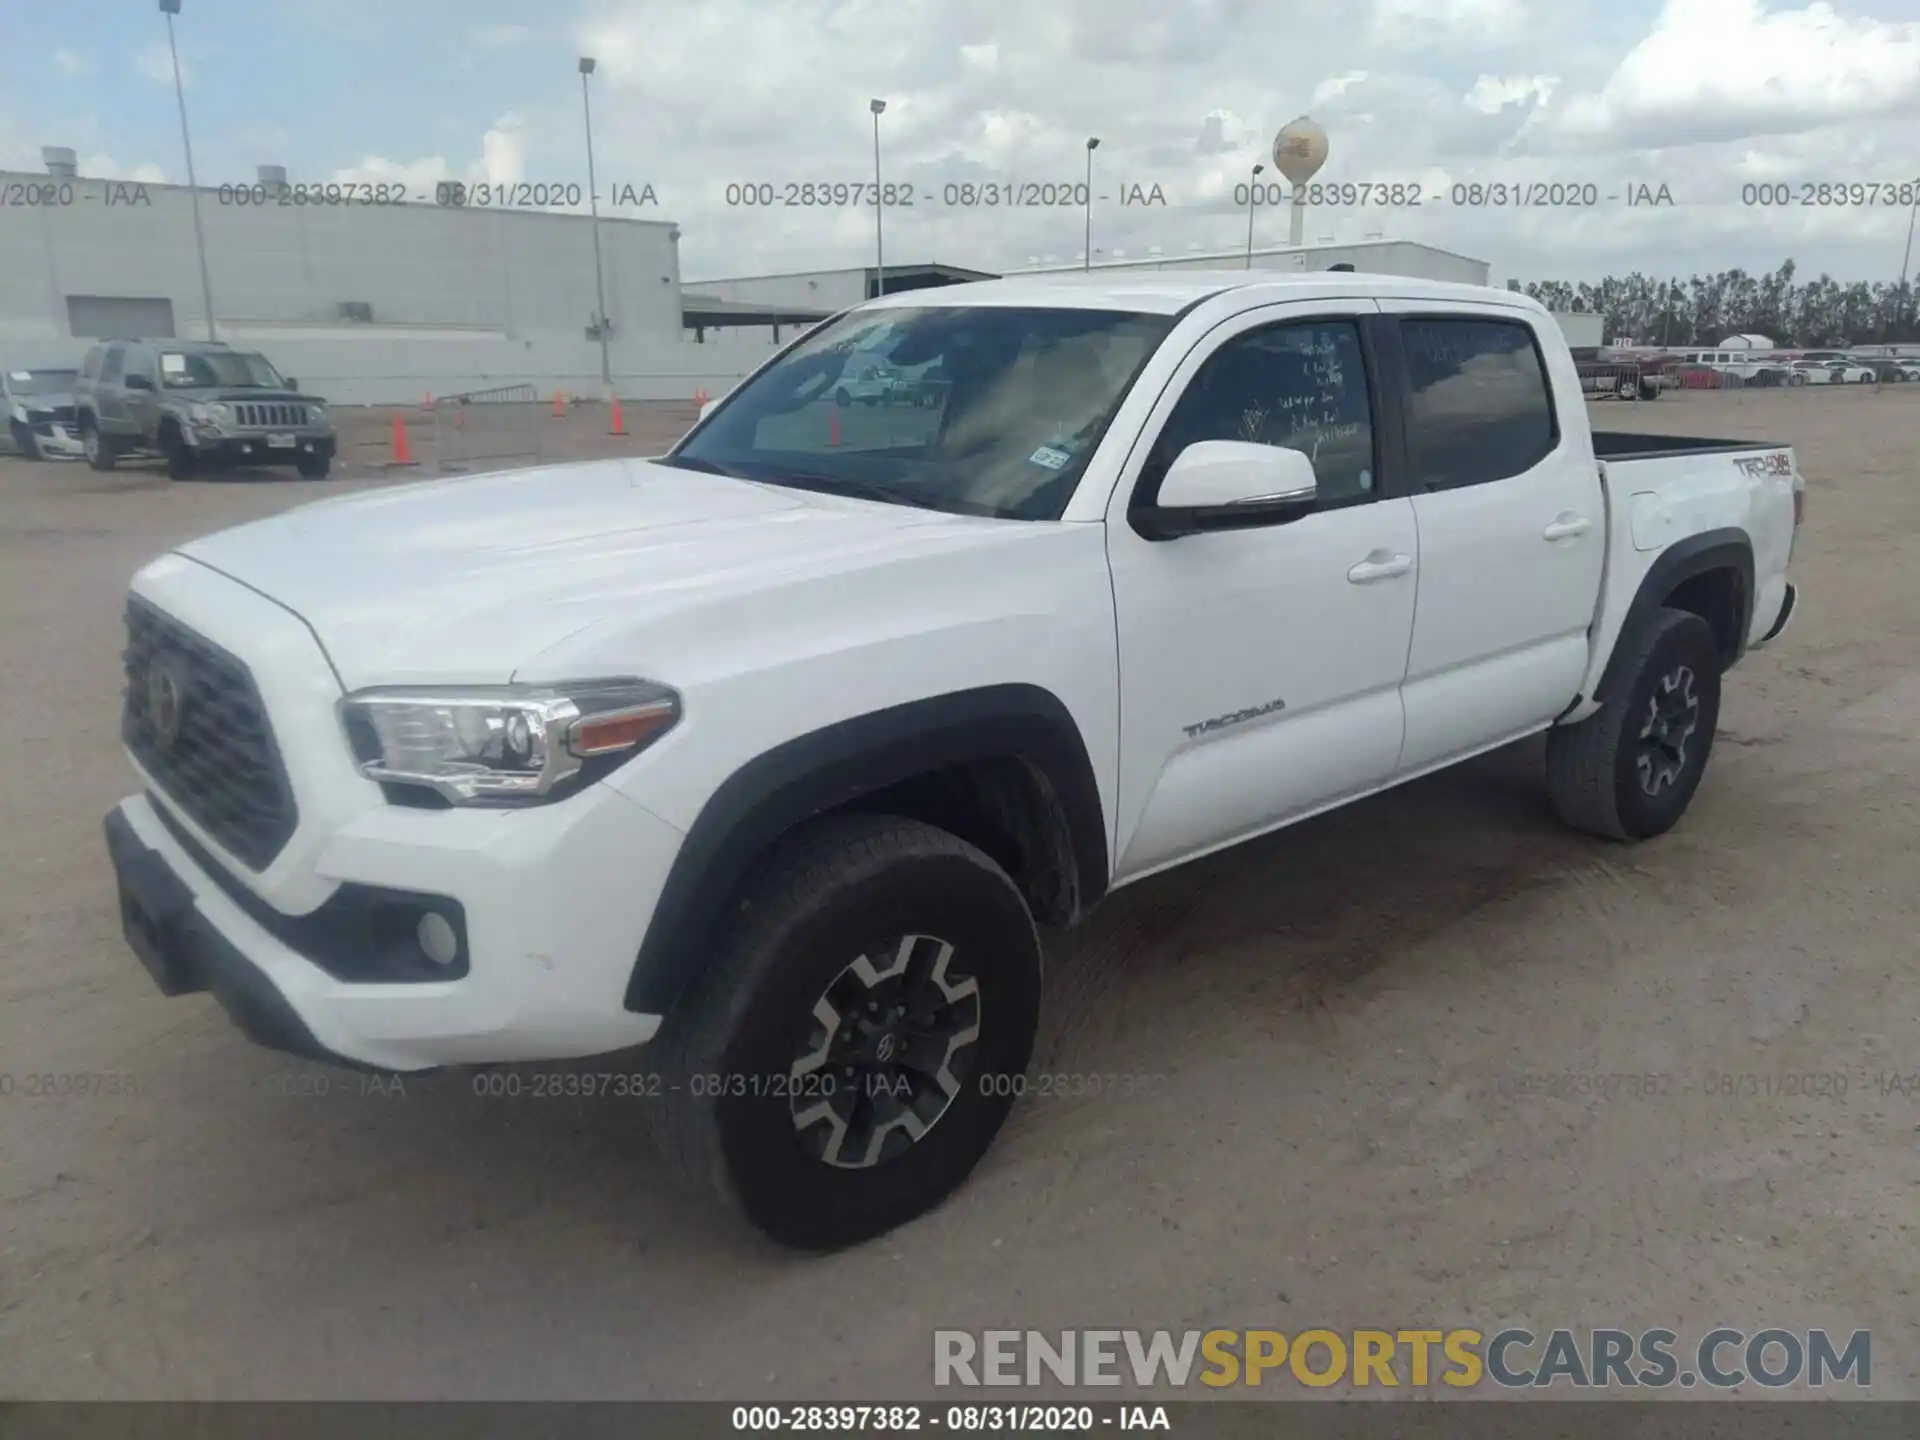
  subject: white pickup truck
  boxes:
[105,273,1802,1250]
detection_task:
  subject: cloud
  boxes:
[1312,72,1370,107]
[328,115,530,195]
[1465,74,1557,114]
[1369,0,1528,47]
[1547,0,1920,146]
[481,114,527,186]
[133,41,184,86]
[53,49,93,76]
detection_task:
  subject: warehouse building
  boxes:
[0,151,764,404]
[685,242,1488,332]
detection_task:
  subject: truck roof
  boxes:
[863,270,1542,317]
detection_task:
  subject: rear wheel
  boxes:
[833,388,851,408]
[646,813,1042,1251]
[1614,376,1639,400]
[82,418,117,471]
[1547,608,1723,841]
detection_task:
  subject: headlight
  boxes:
[339,679,680,805]
[188,402,230,424]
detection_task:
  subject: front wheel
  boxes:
[296,454,331,479]
[9,420,44,460]
[1788,372,1808,387]
[1614,376,1639,400]
[1546,608,1723,841]
[646,813,1042,1251]
[82,419,117,472]
[162,426,197,480]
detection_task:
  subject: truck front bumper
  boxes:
[104,783,678,1073]
[190,431,337,465]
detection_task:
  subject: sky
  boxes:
[3,0,1919,288]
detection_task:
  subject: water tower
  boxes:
[1272,116,1329,247]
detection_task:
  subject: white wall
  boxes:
[1551,312,1606,349]
[685,267,872,312]
[0,168,742,403]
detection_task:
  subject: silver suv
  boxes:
[74,339,337,480]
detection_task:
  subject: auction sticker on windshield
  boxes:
[1029,445,1073,470]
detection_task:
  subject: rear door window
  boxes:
[1399,317,1558,490]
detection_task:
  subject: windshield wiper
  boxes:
[775,472,946,512]
[659,454,743,478]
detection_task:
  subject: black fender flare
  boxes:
[1595,527,1753,704]
[622,683,1109,1016]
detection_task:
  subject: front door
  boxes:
[1104,303,1419,883]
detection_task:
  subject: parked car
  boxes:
[3,361,85,460]
[1578,362,1668,401]
[73,339,337,479]
[1785,361,1839,386]
[105,273,1802,1250]
[1825,361,1878,385]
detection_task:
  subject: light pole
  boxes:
[1245,163,1264,268]
[578,56,613,397]
[1900,194,1918,340]
[1083,137,1100,271]
[870,99,887,297]
[159,0,216,340]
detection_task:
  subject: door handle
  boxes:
[1543,514,1592,541]
[1347,550,1413,584]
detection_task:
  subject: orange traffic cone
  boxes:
[389,413,417,466]
[609,397,627,436]
[828,408,842,447]
[552,389,566,418]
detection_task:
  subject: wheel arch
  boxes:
[623,683,1109,1018]
[1596,527,1754,704]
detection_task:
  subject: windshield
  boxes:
[158,351,287,389]
[6,368,79,396]
[667,304,1174,521]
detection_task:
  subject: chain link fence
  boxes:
[430,384,543,475]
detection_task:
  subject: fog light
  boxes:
[416,911,460,968]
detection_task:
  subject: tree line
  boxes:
[1505,262,1919,346]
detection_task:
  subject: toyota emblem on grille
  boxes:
[146,660,185,751]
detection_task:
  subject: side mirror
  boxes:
[284,377,299,392]
[123,374,154,392]
[1133,440,1319,540]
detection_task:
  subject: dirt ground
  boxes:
[1,388,1915,1401]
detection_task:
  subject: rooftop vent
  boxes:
[43,146,78,179]
[257,164,288,187]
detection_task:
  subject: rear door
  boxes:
[1376,303,1605,773]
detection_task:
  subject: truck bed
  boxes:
[1591,431,1785,461]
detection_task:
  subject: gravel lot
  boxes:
[2,388,1916,1400]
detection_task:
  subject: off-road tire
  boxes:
[297,454,331,479]
[1547,607,1723,841]
[645,813,1042,1251]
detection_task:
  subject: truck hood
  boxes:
[175,458,1009,689]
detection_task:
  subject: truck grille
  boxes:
[121,598,299,871]
[233,402,307,428]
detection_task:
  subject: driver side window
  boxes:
[1143,319,1377,509]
